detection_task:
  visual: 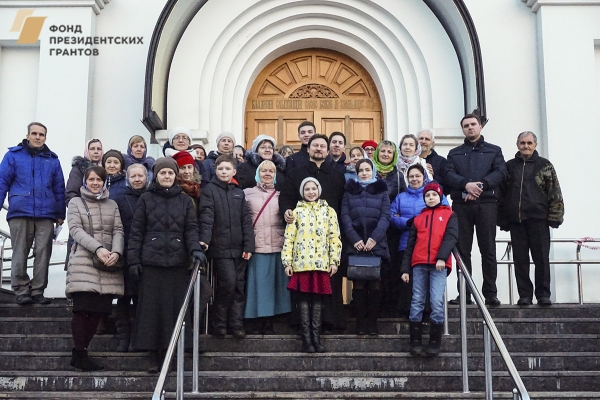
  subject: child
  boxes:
[199,155,255,338]
[400,182,458,357]
[282,177,342,353]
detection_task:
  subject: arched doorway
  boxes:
[245,49,383,151]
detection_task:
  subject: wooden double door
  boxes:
[245,49,383,151]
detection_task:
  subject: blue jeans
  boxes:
[409,264,447,324]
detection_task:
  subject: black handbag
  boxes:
[347,254,381,281]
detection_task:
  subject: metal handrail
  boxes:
[497,238,600,305]
[152,260,203,400]
[452,247,530,400]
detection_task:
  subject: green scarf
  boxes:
[373,143,398,177]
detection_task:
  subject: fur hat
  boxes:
[216,131,236,146]
[172,151,195,168]
[153,157,179,176]
[251,134,276,153]
[169,127,191,145]
[299,177,322,198]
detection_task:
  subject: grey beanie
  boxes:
[216,131,236,146]
[152,157,179,176]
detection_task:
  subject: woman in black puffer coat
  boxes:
[236,134,286,190]
[127,157,206,373]
[341,159,390,335]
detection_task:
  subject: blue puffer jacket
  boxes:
[106,173,128,201]
[0,141,65,221]
[390,184,449,251]
[341,178,391,260]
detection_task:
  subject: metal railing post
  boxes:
[577,244,583,305]
[507,244,514,305]
[192,273,201,393]
[513,388,520,400]
[458,268,469,393]
[177,321,185,400]
[484,321,493,400]
[443,284,449,336]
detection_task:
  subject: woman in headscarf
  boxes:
[190,144,207,162]
[66,165,124,371]
[243,160,291,334]
[341,158,390,335]
[344,146,367,182]
[397,134,433,185]
[236,134,286,190]
[123,135,155,181]
[278,145,294,159]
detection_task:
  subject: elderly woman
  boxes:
[202,131,236,183]
[163,127,205,181]
[172,151,201,210]
[341,158,390,335]
[344,146,367,181]
[397,134,433,185]
[191,144,207,162]
[278,145,294,159]
[66,166,124,371]
[243,160,291,334]
[113,163,148,352]
[123,135,155,180]
[102,150,128,200]
[391,163,449,316]
[372,140,406,316]
[127,157,206,373]
[237,134,286,190]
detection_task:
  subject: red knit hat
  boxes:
[423,182,443,200]
[172,151,195,168]
[361,140,378,149]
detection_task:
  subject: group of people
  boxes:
[0,114,564,369]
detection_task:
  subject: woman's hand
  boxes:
[354,240,365,251]
[329,264,338,277]
[436,259,446,271]
[364,238,377,251]
[243,252,252,260]
[284,266,293,277]
[105,253,120,267]
[96,247,111,263]
[401,273,410,283]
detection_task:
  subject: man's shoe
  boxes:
[32,294,51,304]
[537,297,552,306]
[212,327,227,336]
[16,294,33,305]
[517,297,533,306]
[485,297,501,307]
[231,328,246,339]
[448,296,473,305]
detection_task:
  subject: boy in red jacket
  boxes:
[401,182,458,357]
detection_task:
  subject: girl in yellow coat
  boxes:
[282,177,342,353]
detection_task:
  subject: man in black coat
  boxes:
[418,129,448,194]
[285,121,315,172]
[325,131,347,173]
[445,114,507,306]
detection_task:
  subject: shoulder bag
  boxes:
[80,198,124,272]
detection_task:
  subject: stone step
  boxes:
[1,370,599,392]
[1,333,598,353]
[1,316,597,335]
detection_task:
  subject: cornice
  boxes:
[0,0,110,15]
[523,0,600,13]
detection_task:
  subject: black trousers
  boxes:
[453,202,498,298]
[212,257,247,329]
[510,218,551,299]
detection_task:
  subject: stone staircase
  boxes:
[0,300,599,399]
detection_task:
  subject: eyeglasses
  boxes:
[173,135,190,142]
[259,146,274,151]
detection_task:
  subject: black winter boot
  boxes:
[147,351,160,373]
[353,289,367,335]
[299,301,315,353]
[311,298,326,353]
[367,289,381,336]
[409,321,423,356]
[425,322,444,357]
[115,319,130,352]
[71,348,103,371]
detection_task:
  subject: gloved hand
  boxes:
[549,220,560,229]
[192,250,208,272]
[406,217,414,228]
[129,264,142,280]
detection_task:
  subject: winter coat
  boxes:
[424,149,449,194]
[114,186,145,258]
[244,184,285,253]
[400,205,458,275]
[0,140,65,221]
[378,166,407,203]
[445,136,507,203]
[65,156,94,207]
[201,150,224,185]
[123,147,155,174]
[285,144,309,172]
[497,150,564,229]
[127,183,202,268]
[325,153,347,174]
[282,199,342,272]
[106,173,128,201]
[279,160,346,218]
[390,184,450,251]
[340,179,390,260]
[198,177,255,259]
[237,151,287,191]
[66,187,124,296]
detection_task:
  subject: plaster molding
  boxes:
[522,0,600,13]
[1,0,111,15]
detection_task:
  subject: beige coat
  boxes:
[244,184,284,253]
[66,187,124,297]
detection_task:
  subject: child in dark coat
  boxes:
[199,155,255,338]
[400,182,458,357]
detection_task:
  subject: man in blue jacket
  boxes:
[0,122,65,305]
[445,114,507,306]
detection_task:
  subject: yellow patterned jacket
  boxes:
[282,199,342,272]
